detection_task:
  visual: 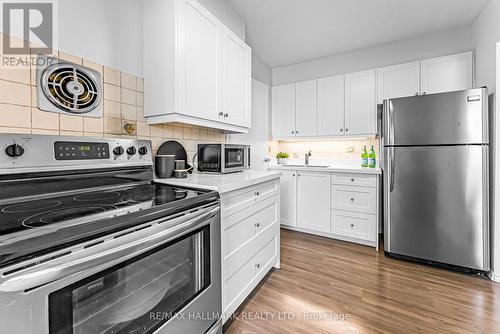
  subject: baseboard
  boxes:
[280,224,377,248]
[491,272,500,283]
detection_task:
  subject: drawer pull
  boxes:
[255,191,260,196]
[255,223,260,228]
[255,263,261,269]
[350,224,355,228]
[350,197,355,202]
[351,178,355,182]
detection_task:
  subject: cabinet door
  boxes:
[377,61,420,104]
[222,27,251,127]
[272,84,296,139]
[295,80,317,137]
[179,0,222,120]
[318,75,345,136]
[279,170,296,227]
[296,172,330,233]
[345,69,377,136]
[421,52,473,95]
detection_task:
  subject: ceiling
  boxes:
[227,0,489,68]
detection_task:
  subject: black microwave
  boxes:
[197,144,250,174]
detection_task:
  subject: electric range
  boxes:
[0,134,222,334]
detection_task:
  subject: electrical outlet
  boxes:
[347,145,355,153]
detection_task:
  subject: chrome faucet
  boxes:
[305,150,312,165]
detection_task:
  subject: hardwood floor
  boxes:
[224,229,500,334]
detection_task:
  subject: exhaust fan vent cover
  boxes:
[37,56,102,117]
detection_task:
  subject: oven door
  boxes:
[0,204,221,334]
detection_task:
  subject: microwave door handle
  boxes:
[0,205,219,293]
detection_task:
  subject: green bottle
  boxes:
[361,146,368,167]
[369,146,376,168]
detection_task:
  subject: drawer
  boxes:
[253,236,278,277]
[222,196,279,257]
[223,259,255,312]
[223,236,278,314]
[331,210,376,242]
[332,185,376,214]
[332,173,377,188]
[221,180,279,218]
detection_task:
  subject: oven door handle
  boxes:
[0,205,219,293]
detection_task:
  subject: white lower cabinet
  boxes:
[273,168,379,248]
[296,171,331,233]
[331,210,376,242]
[220,180,280,322]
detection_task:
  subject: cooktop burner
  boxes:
[0,183,202,236]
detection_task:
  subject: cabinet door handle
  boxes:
[350,197,355,202]
[255,191,260,196]
[296,130,299,134]
[340,129,344,132]
[255,263,261,269]
[345,128,349,132]
[415,93,419,96]
[291,130,295,134]
[218,112,224,117]
[351,178,355,182]
[350,224,355,228]
[292,174,295,176]
[255,223,260,228]
[224,113,229,118]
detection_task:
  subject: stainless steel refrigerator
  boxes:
[383,88,490,272]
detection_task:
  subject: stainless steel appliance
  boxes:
[383,88,490,273]
[0,134,222,334]
[197,144,250,174]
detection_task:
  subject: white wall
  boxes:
[56,0,143,76]
[252,52,272,86]
[198,0,245,40]
[272,25,474,86]
[473,0,500,91]
[472,0,500,279]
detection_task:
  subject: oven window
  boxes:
[49,226,210,334]
[225,148,244,168]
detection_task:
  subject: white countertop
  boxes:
[269,163,382,175]
[154,170,282,193]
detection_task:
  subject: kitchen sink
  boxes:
[282,164,330,168]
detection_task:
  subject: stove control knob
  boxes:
[127,147,137,155]
[113,146,124,156]
[138,146,148,155]
[5,144,24,158]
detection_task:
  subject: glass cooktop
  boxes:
[0,183,204,235]
[0,183,216,267]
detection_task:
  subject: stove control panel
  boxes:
[0,134,153,171]
[55,142,110,160]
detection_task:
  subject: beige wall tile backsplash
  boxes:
[0,33,225,161]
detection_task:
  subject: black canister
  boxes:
[155,155,176,178]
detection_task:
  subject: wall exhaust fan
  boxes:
[36,55,102,118]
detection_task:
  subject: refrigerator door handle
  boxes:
[389,147,395,192]
[389,101,395,146]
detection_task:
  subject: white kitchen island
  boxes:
[155,170,281,322]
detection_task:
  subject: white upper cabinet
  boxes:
[295,80,318,137]
[377,61,421,104]
[222,27,252,128]
[179,0,222,120]
[272,84,296,138]
[345,69,377,136]
[143,0,251,133]
[421,51,473,95]
[318,75,345,136]
[296,172,331,233]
